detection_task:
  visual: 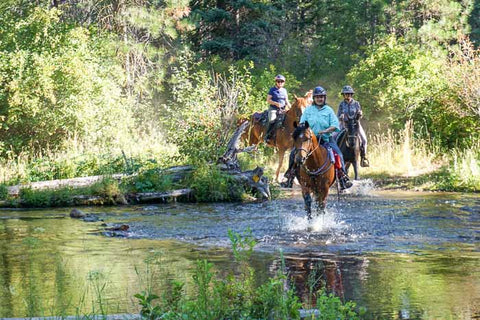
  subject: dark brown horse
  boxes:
[292,122,336,219]
[240,93,310,182]
[337,114,361,179]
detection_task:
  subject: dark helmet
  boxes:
[275,74,286,82]
[341,85,355,94]
[313,86,327,96]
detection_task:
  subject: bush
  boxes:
[190,163,243,202]
[0,184,9,200]
[348,35,479,149]
[122,168,174,193]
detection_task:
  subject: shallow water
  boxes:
[0,182,479,319]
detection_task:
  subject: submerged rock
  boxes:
[70,208,85,218]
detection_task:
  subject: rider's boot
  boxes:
[264,122,275,143]
[360,145,370,167]
[280,151,296,188]
[337,169,353,190]
[280,169,295,188]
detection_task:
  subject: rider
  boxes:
[265,74,291,143]
[281,86,353,190]
[337,85,369,167]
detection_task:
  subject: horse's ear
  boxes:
[294,94,298,100]
[293,121,297,128]
[304,121,310,129]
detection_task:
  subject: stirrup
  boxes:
[339,174,353,190]
[361,158,370,167]
[280,180,293,188]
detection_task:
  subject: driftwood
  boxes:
[128,189,193,203]
[7,174,125,196]
[4,121,269,205]
[217,121,270,199]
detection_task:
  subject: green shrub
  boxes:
[190,163,243,202]
[19,187,74,207]
[0,184,9,200]
[122,168,174,193]
[134,230,362,320]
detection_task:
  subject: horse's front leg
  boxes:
[302,190,312,220]
[276,148,286,183]
[314,190,328,216]
[353,160,359,180]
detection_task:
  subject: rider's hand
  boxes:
[357,110,363,119]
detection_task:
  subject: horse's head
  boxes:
[292,121,317,165]
[344,115,360,147]
[290,94,309,121]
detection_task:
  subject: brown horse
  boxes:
[291,122,336,219]
[240,93,310,182]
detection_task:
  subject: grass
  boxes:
[361,122,479,192]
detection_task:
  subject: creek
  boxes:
[0,181,479,319]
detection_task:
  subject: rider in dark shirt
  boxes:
[337,85,369,167]
[265,74,291,143]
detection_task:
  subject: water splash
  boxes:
[342,179,376,196]
[282,208,346,233]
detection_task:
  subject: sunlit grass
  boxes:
[363,121,441,177]
[363,122,479,192]
[0,129,180,185]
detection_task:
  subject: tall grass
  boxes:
[363,121,480,191]
[363,121,440,177]
[0,130,179,185]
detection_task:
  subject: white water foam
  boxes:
[341,178,376,196]
[283,209,346,233]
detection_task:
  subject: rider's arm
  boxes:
[285,91,291,109]
[267,94,280,108]
[318,126,337,135]
[356,101,363,118]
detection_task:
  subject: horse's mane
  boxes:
[292,124,307,140]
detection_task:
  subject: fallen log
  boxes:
[127,188,193,203]
[7,174,126,196]
[217,121,270,199]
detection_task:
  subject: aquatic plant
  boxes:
[134,229,362,319]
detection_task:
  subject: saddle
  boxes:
[321,142,342,169]
[253,110,268,125]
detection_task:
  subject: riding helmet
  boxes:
[275,74,286,82]
[313,86,327,96]
[341,85,355,94]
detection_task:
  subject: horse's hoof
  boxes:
[361,159,370,167]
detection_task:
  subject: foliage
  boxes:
[315,290,364,320]
[17,177,123,207]
[0,6,134,155]
[19,187,75,208]
[0,184,8,200]
[349,35,479,148]
[190,163,243,202]
[122,168,174,193]
[162,50,257,162]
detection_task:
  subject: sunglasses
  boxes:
[276,80,285,83]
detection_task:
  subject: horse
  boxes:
[240,93,310,182]
[291,122,336,219]
[336,114,361,180]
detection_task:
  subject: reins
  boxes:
[295,138,333,176]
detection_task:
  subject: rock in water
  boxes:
[70,208,86,218]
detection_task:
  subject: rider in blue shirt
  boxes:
[281,86,353,190]
[265,74,291,143]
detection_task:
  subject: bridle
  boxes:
[294,131,332,176]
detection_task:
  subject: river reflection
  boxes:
[0,190,479,319]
